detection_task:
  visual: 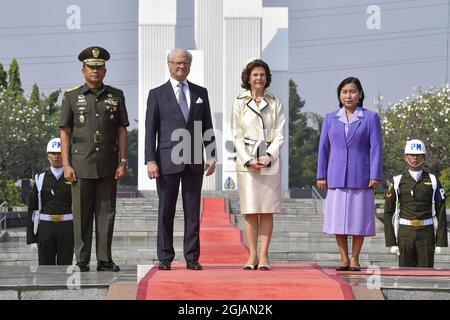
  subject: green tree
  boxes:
[0,60,61,206]
[0,62,7,88]
[0,180,23,206]
[289,79,322,188]
[439,168,450,196]
[7,59,23,93]
[45,89,61,113]
[380,85,450,180]
[0,86,59,180]
[44,89,62,127]
[29,83,40,107]
[119,128,138,186]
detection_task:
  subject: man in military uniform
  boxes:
[26,138,74,265]
[384,139,447,267]
[60,46,129,272]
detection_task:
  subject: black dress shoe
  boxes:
[186,262,203,270]
[76,262,90,272]
[97,261,120,272]
[335,265,350,271]
[158,261,171,270]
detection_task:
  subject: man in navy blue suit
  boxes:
[145,48,216,271]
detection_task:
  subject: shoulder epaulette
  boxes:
[237,92,251,99]
[65,85,81,93]
[265,91,275,99]
[107,85,123,92]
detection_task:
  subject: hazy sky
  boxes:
[1,0,449,129]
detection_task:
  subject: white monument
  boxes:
[138,0,289,193]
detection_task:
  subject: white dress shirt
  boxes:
[408,169,423,182]
[50,166,64,180]
[169,77,191,110]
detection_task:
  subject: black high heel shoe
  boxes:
[349,264,361,272]
[335,265,350,271]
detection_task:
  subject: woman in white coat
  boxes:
[232,59,286,270]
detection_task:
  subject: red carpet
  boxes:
[136,198,355,300]
[137,263,354,300]
[198,198,249,263]
[334,268,450,276]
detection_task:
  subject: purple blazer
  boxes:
[317,107,382,189]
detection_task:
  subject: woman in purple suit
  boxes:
[317,77,382,271]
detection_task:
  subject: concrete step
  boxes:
[2,228,189,241]
[3,235,450,267]
[2,193,447,268]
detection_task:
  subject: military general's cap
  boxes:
[78,46,110,66]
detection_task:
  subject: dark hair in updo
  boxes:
[241,59,272,90]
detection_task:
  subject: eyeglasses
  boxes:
[168,61,191,66]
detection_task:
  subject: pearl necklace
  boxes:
[253,96,263,103]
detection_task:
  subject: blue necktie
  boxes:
[177,82,189,121]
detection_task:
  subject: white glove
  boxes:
[435,247,442,255]
[29,243,38,252]
[390,246,400,256]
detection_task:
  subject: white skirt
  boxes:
[236,160,282,214]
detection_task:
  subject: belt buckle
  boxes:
[410,219,422,227]
[50,215,63,222]
[93,133,102,143]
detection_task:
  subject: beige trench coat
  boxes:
[232,90,285,214]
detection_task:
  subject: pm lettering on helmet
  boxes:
[404,139,426,155]
[47,138,61,153]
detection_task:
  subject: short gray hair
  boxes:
[167,48,192,64]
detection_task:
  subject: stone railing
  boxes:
[0,202,7,241]
[311,186,324,215]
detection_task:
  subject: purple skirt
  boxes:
[323,188,376,236]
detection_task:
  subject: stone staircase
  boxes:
[230,197,450,268]
[1,190,449,268]
[231,198,395,268]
